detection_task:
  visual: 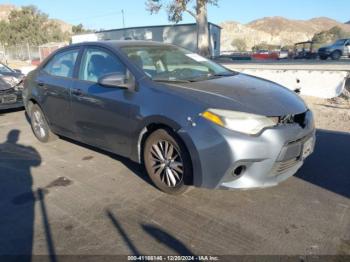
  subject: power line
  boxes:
[66,10,123,23]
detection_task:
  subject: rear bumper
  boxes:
[180,111,315,189]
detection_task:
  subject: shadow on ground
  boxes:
[296,129,350,199]
[0,130,40,260]
[0,129,58,262]
[106,210,195,256]
[0,107,24,116]
[59,136,156,190]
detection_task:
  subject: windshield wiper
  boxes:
[153,79,192,83]
[212,72,236,77]
[187,73,236,82]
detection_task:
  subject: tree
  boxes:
[252,43,280,52]
[312,26,350,45]
[231,38,247,52]
[146,0,218,57]
[72,23,92,34]
[0,5,69,46]
[0,21,10,44]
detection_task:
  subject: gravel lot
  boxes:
[306,95,350,133]
[0,95,349,258]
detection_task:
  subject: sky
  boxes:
[4,0,350,30]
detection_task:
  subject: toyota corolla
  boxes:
[23,41,315,194]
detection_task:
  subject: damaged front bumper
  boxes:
[180,110,315,190]
[0,88,23,110]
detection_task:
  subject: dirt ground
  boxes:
[303,94,350,133]
[1,108,349,257]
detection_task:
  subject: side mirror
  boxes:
[98,71,135,90]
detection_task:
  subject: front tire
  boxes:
[331,51,341,60]
[143,129,192,194]
[30,104,58,143]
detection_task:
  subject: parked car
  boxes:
[23,41,315,194]
[318,38,350,60]
[278,50,289,59]
[252,50,279,60]
[0,63,24,110]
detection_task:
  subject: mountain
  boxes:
[0,4,72,33]
[346,20,350,24]
[0,4,15,21]
[1,4,349,51]
[221,17,350,51]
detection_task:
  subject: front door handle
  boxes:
[72,88,83,96]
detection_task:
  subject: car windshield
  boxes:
[121,45,235,82]
[0,63,14,73]
[334,39,346,45]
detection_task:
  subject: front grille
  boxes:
[0,88,22,104]
[0,88,15,95]
[279,111,307,128]
[271,158,300,176]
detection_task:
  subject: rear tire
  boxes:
[331,51,341,60]
[143,128,192,194]
[30,104,58,143]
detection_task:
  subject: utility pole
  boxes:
[121,9,125,28]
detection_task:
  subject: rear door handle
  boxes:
[72,88,83,96]
[37,81,45,87]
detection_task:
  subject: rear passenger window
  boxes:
[43,49,79,78]
[78,48,126,83]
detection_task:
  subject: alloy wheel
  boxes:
[32,110,46,139]
[149,140,184,187]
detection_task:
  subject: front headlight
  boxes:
[2,76,21,89]
[14,82,24,91]
[201,108,279,135]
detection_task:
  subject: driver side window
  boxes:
[78,48,126,83]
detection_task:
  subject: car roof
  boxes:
[70,40,174,49]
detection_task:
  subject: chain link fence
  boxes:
[0,42,68,66]
[0,44,41,64]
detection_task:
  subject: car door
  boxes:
[36,48,80,137]
[70,46,138,156]
[345,40,350,57]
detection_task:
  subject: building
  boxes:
[71,23,221,57]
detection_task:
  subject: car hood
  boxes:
[0,73,23,91]
[163,73,307,116]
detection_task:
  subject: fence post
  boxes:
[39,45,42,62]
[27,42,31,61]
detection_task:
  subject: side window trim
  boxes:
[72,47,85,79]
[40,47,81,79]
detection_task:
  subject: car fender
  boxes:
[131,115,183,163]
[130,115,203,187]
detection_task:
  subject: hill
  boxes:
[221,17,350,51]
[0,4,15,21]
[0,4,72,33]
